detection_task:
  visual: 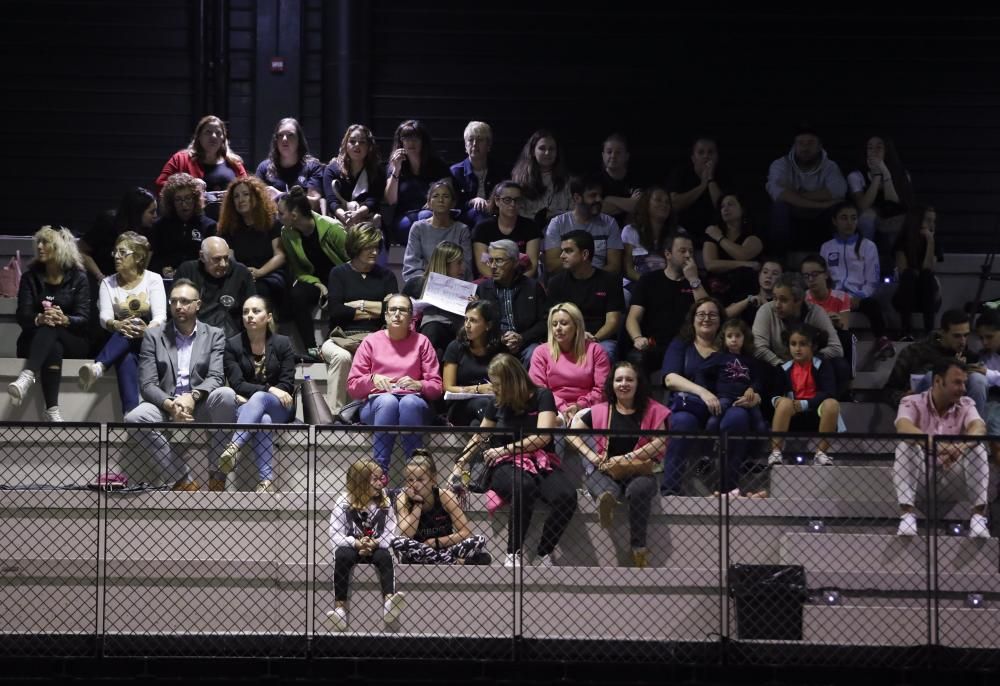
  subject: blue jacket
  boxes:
[772,356,835,412]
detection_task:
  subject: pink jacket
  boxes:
[528,341,610,411]
[347,330,444,401]
[588,400,671,460]
[154,150,248,194]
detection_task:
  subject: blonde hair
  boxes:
[344,222,383,259]
[345,458,388,510]
[406,448,438,478]
[425,241,464,282]
[115,231,152,272]
[33,225,83,272]
[546,302,587,363]
[488,353,535,415]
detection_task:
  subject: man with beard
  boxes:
[176,236,255,338]
[543,175,623,276]
[765,125,847,247]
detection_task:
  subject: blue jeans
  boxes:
[95,332,142,413]
[913,371,987,419]
[662,405,754,495]
[360,393,429,471]
[231,391,293,481]
[598,339,618,365]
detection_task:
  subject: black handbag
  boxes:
[334,399,366,425]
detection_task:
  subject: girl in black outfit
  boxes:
[10,226,91,421]
[322,124,385,229]
[391,449,488,564]
[892,204,941,337]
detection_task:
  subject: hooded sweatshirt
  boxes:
[766,145,847,202]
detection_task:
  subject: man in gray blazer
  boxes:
[124,278,236,490]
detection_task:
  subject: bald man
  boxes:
[176,236,256,337]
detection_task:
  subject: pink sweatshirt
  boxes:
[529,341,610,411]
[347,330,444,401]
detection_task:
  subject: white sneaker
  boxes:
[969,514,990,539]
[897,512,918,537]
[7,370,35,406]
[767,449,783,466]
[383,593,406,624]
[535,554,554,567]
[78,362,103,391]
[504,552,522,568]
[813,451,834,466]
[325,607,347,632]
[43,407,64,422]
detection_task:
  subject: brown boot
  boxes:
[632,548,648,569]
[208,478,227,492]
[172,480,200,492]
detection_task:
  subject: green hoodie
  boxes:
[280,212,349,285]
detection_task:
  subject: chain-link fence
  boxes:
[1,422,998,668]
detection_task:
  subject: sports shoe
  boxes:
[535,554,554,567]
[43,406,64,422]
[875,336,896,360]
[632,548,648,569]
[218,442,240,474]
[325,607,348,632]
[813,450,834,466]
[596,491,616,529]
[897,512,918,537]
[8,370,35,406]
[468,552,492,565]
[767,449,783,466]
[969,514,990,539]
[383,593,406,624]
[504,552,522,568]
[255,479,274,493]
[208,478,227,492]
[78,362,104,391]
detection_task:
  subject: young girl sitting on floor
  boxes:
[695,318,768,435]
[326,458,406,632]
[767,323,842,467]
[391,449,490,565]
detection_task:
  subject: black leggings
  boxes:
[893,268,939,333]
[17,326,90,408]
[489,464,578,556]
[854,296,887,338]
[288,280,322,349]
[333,546,394,602]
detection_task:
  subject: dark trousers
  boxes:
[489,464,578,556]
[288,279,322,349]
[95,332,142,413]
[893,268,939,333]
[17,326,90,408]
[855,296,887,338]
[333,545,394,602]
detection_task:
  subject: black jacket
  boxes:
[476,274,548,345]
[176,260,256,338]
[16,267,91,333]
[223,331,296,397]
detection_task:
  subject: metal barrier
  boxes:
[0,422,997,669]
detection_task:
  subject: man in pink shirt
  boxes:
[893,359,989,537]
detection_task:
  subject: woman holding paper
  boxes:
[443,300,503,426]
[402,241,468,362]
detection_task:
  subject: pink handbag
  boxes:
[0,250,22,298]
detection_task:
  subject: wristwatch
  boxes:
[689,278,702,290]
[191,389,204,403]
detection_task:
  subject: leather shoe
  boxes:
[208,478,227,492]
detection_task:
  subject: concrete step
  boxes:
[770,464,894,503]
[801,603,1000,648]
[779,531,999,576]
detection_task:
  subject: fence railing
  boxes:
[0,422,997,669]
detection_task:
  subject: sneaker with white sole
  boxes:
[78,362,103,391]
[970,514,990,539]
[535,554,554,567]
[767,449,783,466]
[504,552,522,568]
[218,442,240,474]
[596,491,616,529]
[325,607,348,632]
[7,370,35,406]
[897,512,918,537]
[383,593,406,624]
[44,407,64,422]
[813,450,834,466]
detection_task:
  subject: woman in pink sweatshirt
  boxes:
[347,294,443,471]
[529,302,611,426]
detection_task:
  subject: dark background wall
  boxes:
[2,2,998,252]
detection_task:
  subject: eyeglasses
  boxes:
[802,271,826,280]
[497,196,522,205]
[174,195,197,206]
[387,306,411,315]
[695,312,720,321]
[169,297,199,307]
[111,249,134,258]
[488,257,511,266]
